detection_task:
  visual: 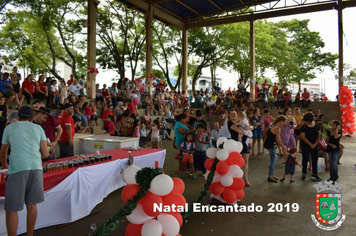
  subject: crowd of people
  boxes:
[0,68,346,235]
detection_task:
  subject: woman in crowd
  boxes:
[21,74,36,106]
[174,113,196,172]
[264,116,288,182]
[326,120,342,182]
[219,106,231,139]
[142,109,152,127]
[33,75,48,102]
[281,108,296,162]
[228,110,251,186]
[300,113,322,181]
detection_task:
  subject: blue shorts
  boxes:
[252,129,262,140]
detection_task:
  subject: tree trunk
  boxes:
[298,80,301,92]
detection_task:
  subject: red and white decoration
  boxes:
[205,137,245,204]
[339,85,355,135]
[122,165,185,236]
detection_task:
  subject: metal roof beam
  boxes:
[122,0,185,29]
[185,2,339,29]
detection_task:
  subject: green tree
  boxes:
[96,0,146,81]
[343,64,356,86]
[152,22,182,90]
[276,19,338,91]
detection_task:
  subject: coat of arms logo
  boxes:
[311,181,346,230]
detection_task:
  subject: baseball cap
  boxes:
[64,103,74,109]
[18,106,33,118]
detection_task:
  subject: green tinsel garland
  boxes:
[88,167,162,236]
[181,157,218,221]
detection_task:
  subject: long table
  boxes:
[0,148,166,236]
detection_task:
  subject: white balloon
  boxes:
[205,171,210,181]
[217,137,228,147]
[149,174,174,196]
[126,204,153,224]
[206,147,218,159]
[235,141,243,153]
[346,123,351,127]
[216,149,229,161]
[223,140,238,153]
[124,165,141,184]
[142,220,163,236]
[212,173,221,183]
[157,214,180,236]
[227,165,243,178]
[220,175,233,187]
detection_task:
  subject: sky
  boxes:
[95,6,356,99]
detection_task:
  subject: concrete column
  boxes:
[182,28,188,93]
[338,0,344,87]
[86,0,97,99]
[250,19,255,101]
[145,4,153,95]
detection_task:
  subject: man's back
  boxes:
[2,121,46,174]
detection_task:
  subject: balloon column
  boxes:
[204,137,245,204]
[339,85,355,135]
[122,165,185,236]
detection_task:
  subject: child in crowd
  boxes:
[180,133,196,178]
[49,80,60,107]
[59,79,67,105]
[160,117,172,140]
[326,120,342,182]
[107,115,118,136]
[208,108,213,121]
[150,119,162,148]
[194,124,210,177]
[89,100,98,126]
[280,148,302,183]
[139,123,148,147]
[236,111,253,145]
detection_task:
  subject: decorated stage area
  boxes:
[9,135,353,236]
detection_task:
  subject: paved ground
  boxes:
[22,135,356,236]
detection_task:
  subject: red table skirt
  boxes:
[0,148,162,197]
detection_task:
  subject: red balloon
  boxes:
[237,157,245,168]
[142,193,163,216]
[121,184,141,203]
[209,182,225,195]
[171,178,185,194]
[125,223,143,236]
[234,189,245,200]
[216,161,229,175]
[223,188,236,204]
[163,193,186,210]
[230,178,245,190]
[204,159,215,171]
[171,212,183,227]
[226,152,242,165]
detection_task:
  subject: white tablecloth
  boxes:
[0,149,166,235]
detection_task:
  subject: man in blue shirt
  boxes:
[0,72,16,108]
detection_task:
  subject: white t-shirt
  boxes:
[50,85,56,93]
[220,114,231,139]
[69,83,83,96]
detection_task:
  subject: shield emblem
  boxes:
[316,193,342,225]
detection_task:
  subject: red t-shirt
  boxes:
[43,115,61,142]
[102,89,109,97]
[108,121,116,135]
[67,79,73,86]
[273,85,279,97]
[127,102,135,114]
[302,91,311,100]
[22,80,36,94]
[35,81,47,93]
[101,109,113,128]
[58,112,75,142]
